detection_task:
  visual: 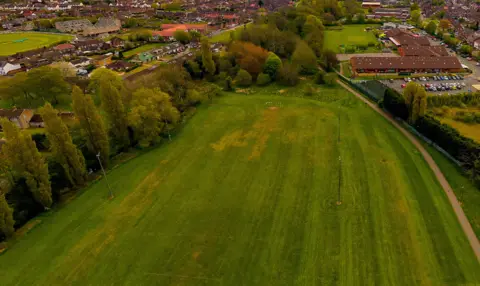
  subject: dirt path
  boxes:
[337,80,480,262]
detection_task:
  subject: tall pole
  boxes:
[97,153,114,199]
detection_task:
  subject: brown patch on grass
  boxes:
[279,89,286,93]
[248,108,280,160]
[192,251,201,260]
[0,243,7,254]
[210,130,248,151]
[268,106,278,110]
[15,219,41,237]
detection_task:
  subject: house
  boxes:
[474,38,480,50]
[29,114,44,128]
[93,53,113,67]
[54,43,76,53]
[0,108,34,129]
[71,57,91,68]
[106,60,136,72]
[110,37,125,48]
[74,39,104,51]
[152,23,209,41]
[134,52,155,63]
[362,1,381,9]
[0,62,22,76]
[386,29,430,47]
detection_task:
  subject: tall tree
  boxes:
[128,88,180,147]
[0,120,52,208]
[425,21,437,35]
[403,82,427,123]
[26,66,70,105]
[201,37,216,76]
[292,40,317,74]
[71,86,110,166]
[40,103,87,187]
[0,190,15,239]
[90,69,130,150]
[410,10,422,27]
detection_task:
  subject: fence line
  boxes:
[336,71,464,168]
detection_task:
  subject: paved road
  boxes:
[337,79,480,262]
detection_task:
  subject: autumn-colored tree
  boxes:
[40,103,87,186]
[71,86,110,166]
[0,120,52,208]
[128,88,180,147]
[439,19,451,31]
[0,190,14,239]
[229,41,269,77]
[90,69,130,150]
[201,37,216,76]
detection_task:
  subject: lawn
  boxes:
[0,32,73,56]
[123,43,166,58]
[324,24,381,53]
[0,86,479,285]
[433,107,480,144]
[210,24,251,43]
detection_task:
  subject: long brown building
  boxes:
[351,56,463,73]
[350,28,464,75]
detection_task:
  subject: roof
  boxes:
[54,43,75,50]
[30,114,43,123]
[351,56,462,70]
[0,108,28,119]
[387,29,430,46]
[399,46,449,57]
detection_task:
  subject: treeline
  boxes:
[0,66,221,241]
[184,7,339,89]
[382,86,480,186]
[427,93,480,108]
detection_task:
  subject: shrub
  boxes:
[235,69,252,87]
[383,88,409,120]
[324,73,337,86]
[278,62,299,86]
[224,76,233,91]
[263,52,282,80]
[256,73,271,86]
[304,84,315,96]
[315,70,326,84]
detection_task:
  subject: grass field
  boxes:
[324,24,380,53]
[123,43,166,58]
[0,32,73,56]
[0,86,479,285]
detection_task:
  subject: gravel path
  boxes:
[337,80,480,262]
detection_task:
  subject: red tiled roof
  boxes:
[54,43,75,50]
[351,56,462,70]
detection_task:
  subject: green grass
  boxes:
[0,85,479,285]
[210,24,251,43]
[0,32,73,56]
[421,142,480,238]
[324,24,381,53]
[123,43,166,58]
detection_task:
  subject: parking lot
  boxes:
[382,74,478,95]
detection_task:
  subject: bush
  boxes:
[256,73,271,86]
[324,73,337,86]
[235,69,252,87]
[278,62,299,86]
[304,84,315,96]
[224,76,233,91]
[315,70,326,84]
[383,88,409,120]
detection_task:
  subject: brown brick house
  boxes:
[0,108,34,129]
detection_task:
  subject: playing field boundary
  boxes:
[337,79,480,262]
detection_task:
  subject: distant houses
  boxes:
[0,108,34,129]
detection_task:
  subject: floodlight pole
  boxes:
[96,152,114,199]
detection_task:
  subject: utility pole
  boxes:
[96,153,114,199]
[337,115,342,206]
